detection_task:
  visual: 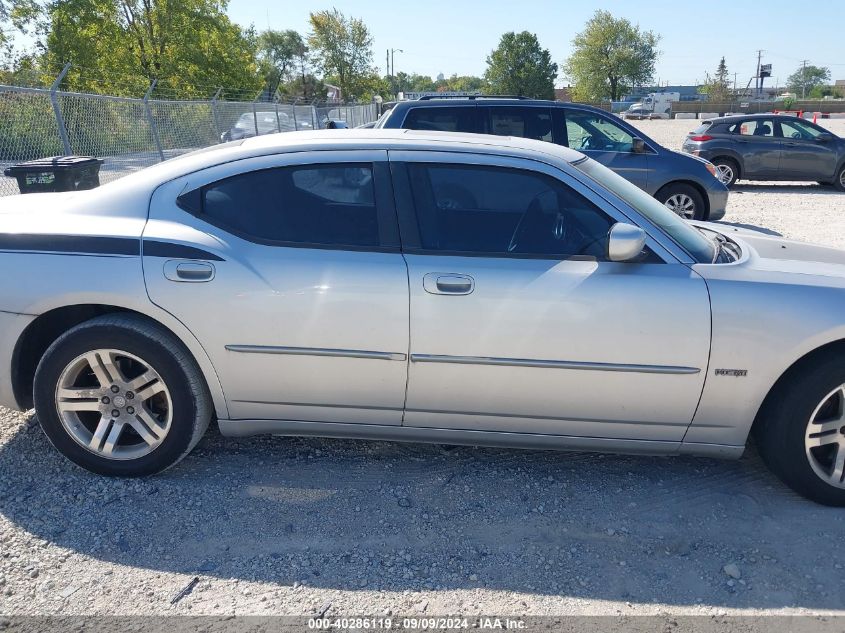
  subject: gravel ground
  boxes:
[2,120,845,620]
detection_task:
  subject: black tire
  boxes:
[834,164,845,192]
[755,353,845,506]
[712,157,739,187]
[655,183,706,220]
[33,314,212,476]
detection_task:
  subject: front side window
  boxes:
[185,163,380,247]
[779,119,824,140]
[564,110,635,153]
[406,163,615,259]
[485,107,553,142]
[403,107,476,132]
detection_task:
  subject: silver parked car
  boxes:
[2,130,845,505]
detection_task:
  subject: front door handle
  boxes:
[423,273,474,295]
[163,260,215,283]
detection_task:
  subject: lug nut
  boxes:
[111,409,120,418]
[126,391,134,400]
[126,406,134,415]
[110,385,120,393]
[101,396,110,404]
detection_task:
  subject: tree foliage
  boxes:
[41,0,262,97]
[484,31,556,99]
[563,10,659,101]
[700,56,731,102]
[257,29,306,98]
[786,64,831,97]
[308,8,374,101]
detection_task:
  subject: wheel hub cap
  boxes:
[664,194,696,219]
[717,165,734,184]
[805,385,845,488]
[54,349,172,460]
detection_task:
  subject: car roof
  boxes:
[99,129,586,192]
[389,98,611,115]
[703,113,806,124]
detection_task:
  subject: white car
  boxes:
[1,130,845,505]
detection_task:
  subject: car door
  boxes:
[732,119,782,178]
[390,151,711,442]
[556,108,651,191]
[776,118,839,180]
[142,150,410,425]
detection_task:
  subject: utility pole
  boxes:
[386,49,390,77]
[755,49,763,97]
[800,59,809,98]
[390,48,403,77]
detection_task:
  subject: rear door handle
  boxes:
[423,273,474,295]
[163,260,215,282]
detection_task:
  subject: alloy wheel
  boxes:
[805,385,845,488]
[54,349,172,460]
[716,164,735,185]
[663,193,696,219]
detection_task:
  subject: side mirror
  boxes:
[325,120,348,129]
[631,137,646,153]
[816,132,834,142]
[607,222,647,262]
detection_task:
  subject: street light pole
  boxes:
[390,48,403,78]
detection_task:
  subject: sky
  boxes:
[228,0,845,90]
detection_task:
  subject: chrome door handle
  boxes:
[423,273,474,295]
[163,260,215,282]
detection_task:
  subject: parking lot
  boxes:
[1,118,845,619]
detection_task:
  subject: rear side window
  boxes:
[735,120,774,137]
[483,107,553,141]
[406,163,615,259]
[183,163,380,248]
[403,107,477,132]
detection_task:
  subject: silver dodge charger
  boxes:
[2,130,845,505]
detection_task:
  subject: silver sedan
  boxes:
[1,130,844,505]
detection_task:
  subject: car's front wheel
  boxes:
[756,353,845,506]
[33,314,212,476]
[656,184,706,220]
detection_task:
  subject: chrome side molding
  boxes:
[410,354,700,375]
[225,345,407,361]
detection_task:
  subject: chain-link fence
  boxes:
[0,82,379,196]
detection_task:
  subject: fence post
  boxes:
[291,97,299,130]
[211,88,222,141]
[50,63,72,156]
[143,79,165,161]
[251,101,259,136]
[273,88,283,132]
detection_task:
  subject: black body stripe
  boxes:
[0,234,139,256]
[0,234,224,261]
[143,240,224,261]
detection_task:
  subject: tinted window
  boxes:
[194,163,379,247]
[403,107,476,132]
[407,163,615,259]
[736,120,774,137]
[565,111,634,152]
[691,122,712,134]
[485,107,553,141]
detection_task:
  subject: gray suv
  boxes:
[681,114,845,190]
[377,97,728,220]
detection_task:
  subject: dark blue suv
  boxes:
[377,97,728,220]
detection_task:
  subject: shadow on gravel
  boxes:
[1,414,844,609]
[731,183,841,195]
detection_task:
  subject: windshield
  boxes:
[574,158,716,263]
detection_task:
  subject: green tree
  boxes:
[308,8,374,101]
[563,10,660,101]
[787,64,830,98]
[41,0,262,98]
[258,29,306,98]
[484,31,557,99]
[700,57,731,102]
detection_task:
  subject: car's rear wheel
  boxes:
[656,184,706,220]
[33,314,212,476]
[755,354,845,506]
[712,158,739,187]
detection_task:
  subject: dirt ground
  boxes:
[1,119,845,620]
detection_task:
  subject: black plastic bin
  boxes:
[3,156,104,194]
